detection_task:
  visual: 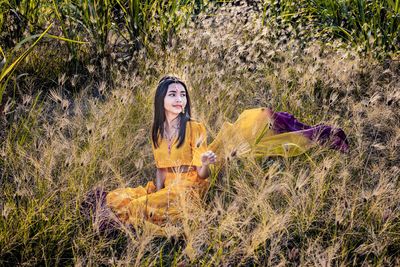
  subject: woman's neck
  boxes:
[165,113,180,129]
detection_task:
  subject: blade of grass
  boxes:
[0,24,52,104]
[0,45,5,59]
[14,33,88,51]
[0,24,52,83]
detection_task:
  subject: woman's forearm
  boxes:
[197,164,210,179]
[156,168,166,191]
[197,150,216,179]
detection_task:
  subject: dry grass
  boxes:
[1,2,400,266]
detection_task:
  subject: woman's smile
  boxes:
[164,83,187,116]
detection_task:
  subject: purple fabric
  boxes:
[80,187,122,236]
[271,111,349,153]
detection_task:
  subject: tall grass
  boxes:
[1,1,399,265]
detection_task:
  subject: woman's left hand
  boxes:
[201,150,217,166]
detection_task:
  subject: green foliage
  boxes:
[1,0,208,57]
[52,0,115,57]
[263,0,400,58]
[0,25,52,105]
[0,23,87,108]
[114,0,199,51]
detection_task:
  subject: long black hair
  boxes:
[151,76,192,149]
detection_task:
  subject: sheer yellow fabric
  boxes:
[209,107,314,160]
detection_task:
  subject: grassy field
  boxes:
[1,0,400,266]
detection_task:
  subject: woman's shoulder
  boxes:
[188,119,202,125]
[187,119,206,130]
[186,120,207,140]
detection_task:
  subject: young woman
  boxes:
[106,75,349,227]
[106,76,217,226]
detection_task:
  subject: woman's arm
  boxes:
[155,168,166,191]
[196,165,210,179]
[196,150,217,179]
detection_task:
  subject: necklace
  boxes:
[164,119,180,154]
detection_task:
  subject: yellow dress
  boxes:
[106,121,209,226]
[106,108,349,227]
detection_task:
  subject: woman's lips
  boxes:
[173,105,182,108]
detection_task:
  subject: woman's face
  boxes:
[164,83,187,117]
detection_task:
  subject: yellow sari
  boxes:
[106,107,348,228]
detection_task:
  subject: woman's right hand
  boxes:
[201,150,217,166]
